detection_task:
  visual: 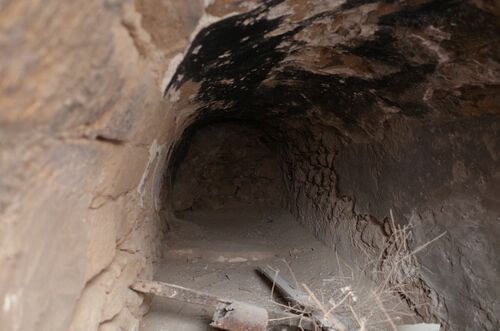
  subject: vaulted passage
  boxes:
[145,120,421,331]
[2,1,499,331]
[146,2,500,329]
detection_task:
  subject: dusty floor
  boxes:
[141,207,348,331]
[140,207,420,331]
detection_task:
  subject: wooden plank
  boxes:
[257,265,310,307]
[132,279,325,331]
[131,280,224,307]
[267,310,316,330]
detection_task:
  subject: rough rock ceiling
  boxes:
[166,0,500,138]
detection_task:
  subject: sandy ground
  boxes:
[139,208,417,330]
[140,207,347,331]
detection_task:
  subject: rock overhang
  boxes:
[165,0,500,136]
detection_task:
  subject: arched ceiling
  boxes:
[165,0,500,139]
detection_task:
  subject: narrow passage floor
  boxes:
[141,207,344,331]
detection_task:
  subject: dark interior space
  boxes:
[170,122,284,213]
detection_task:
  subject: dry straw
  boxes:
[267,209,446,331]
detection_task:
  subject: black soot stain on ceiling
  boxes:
[166,0,499,125]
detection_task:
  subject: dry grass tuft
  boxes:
[316,210,446,330]
[267,210,446,331]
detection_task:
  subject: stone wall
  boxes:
[0,0,205,330]
[277,116,500,330]
[335,117,500,329]
[171,123,283,212]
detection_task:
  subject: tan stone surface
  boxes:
[0,0,204,330]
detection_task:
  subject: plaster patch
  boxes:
[137,140,163,208]
[2,293,17,313]
[161,53,184,93]
[218,50,232,59]
[192,45,202,55]
[152,144,168,213]
[266,2,292,20]
[2,289,22,330]
[168,88,181,103]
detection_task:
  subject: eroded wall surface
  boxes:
[0,0,205,330]
[171,123,283,212]
[335,117,500,328]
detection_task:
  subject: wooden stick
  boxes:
[132,279,319,330]
[131,280,224,307]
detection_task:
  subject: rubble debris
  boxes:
[211,301,268,331]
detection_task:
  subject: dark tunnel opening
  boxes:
[168,120,285,213]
